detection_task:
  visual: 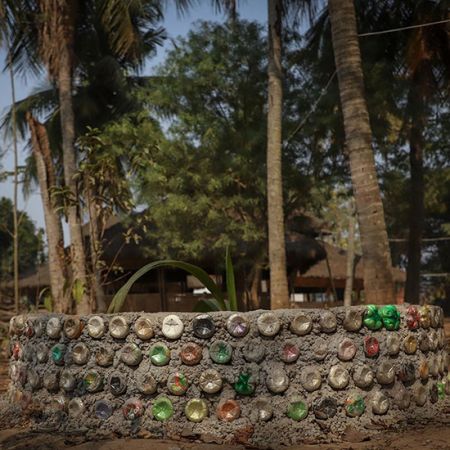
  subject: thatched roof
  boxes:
[301,242,406,283]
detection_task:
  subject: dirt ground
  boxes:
[1,408,449,450]
[1,422,450,450]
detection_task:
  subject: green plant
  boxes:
[107,247,238,313]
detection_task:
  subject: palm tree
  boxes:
[6,0,165,313]
[398,1,450,304]
[0,2,20,313]
[266,0,290,309]
[328,0,395,304]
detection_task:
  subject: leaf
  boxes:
[226,246,238,311]
[108,260,226,313]
[72,279,85,304]
[43,293,53,312]
[193,298,223,312]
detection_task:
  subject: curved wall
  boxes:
[7,305,449,447]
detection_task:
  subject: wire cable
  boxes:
[358,18,450,37]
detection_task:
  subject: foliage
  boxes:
[0,197,44,281]
[108,247,238,313]
[126,20,312,266]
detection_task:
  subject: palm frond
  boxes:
[0,85,57,139]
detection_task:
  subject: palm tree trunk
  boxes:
[6,36,20,314]
[405,122,424,304]
[58,45,91,314]
[27,113,68,312]
[267,0,289,309]
[344,214,355,306]
[328,0,395,304]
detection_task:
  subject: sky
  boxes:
[0,0,267,235]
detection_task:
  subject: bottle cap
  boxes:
[254,398,273,421]
[95,400,112,420]
[396,362,416,383]
[217,399,240,422]
[414,384,427,406]
[234,372,255,395]
[266,367,289,393]
[379,305,400,330]
[319,311,336,333]
[337,338,357,361]
[287,397,308,421]
[109,316,129,339]
[11,342,22,360]
[63,317,83,339]
[428,330,438,351]
[300,367,322,392]
[344,393,365,417]
[392,383,410,410]
[313,338,328,361]
[162,314,184,339]
[72,342,90,365]
[137,372,158,395]
[199,369,223,394]
[363,305,382,330]
[192,314,216,339]
[51,344,66,365]
[109,372,127,396]
[257,312,281,337]
[343,309,362,331]
[185,398,208,422]
[403,335,417,354]
[122,398,144,420]
[149,343,170,366]
[87,316,105,338]
[46,317,62,338]
[209,340,232,364]
[386,334,400,355]
[60,370,76,391]
[328,365,349,390]
[27,369,41,390]
[226,313,249,337]
[290,313,312,336]
[96,347,114,367]
[376,361,395,385]
[180,343,203,365]
[134,317,154,340]
[167,371,188,395]
[281,342,300,363]
[84,370,103,393]
[419,306,431,328]
[152,396,173,421]
[313,397,337,420]
[364,336,379,357]
[406,306,420,330]
[121,343,142,366]
[419,359,429,380]
[371,390,389,414]
[68,398,84,417]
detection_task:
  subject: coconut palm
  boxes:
[328,0,395,304]
[5,0,165,313]
[397,1,450,304]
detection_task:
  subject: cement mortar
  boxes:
[7,306,450,448]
